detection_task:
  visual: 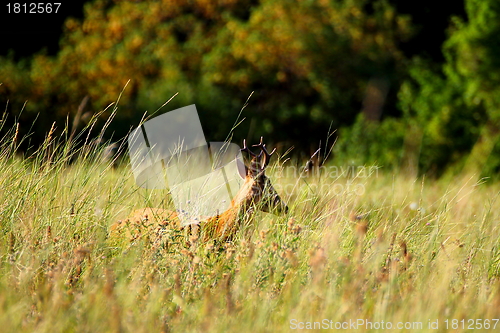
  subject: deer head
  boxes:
[238,137,288,215]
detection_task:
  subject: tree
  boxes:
[1,0,412,155]
[398,0,500,176]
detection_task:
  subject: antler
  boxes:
[241,137,276,171]
[252,136,276,170]
[241,139,258,159]
[252,136,276,169]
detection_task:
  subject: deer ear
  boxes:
[236,152,247,179]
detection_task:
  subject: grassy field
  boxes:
[1,130,500,332]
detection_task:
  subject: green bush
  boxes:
[333,114,406,170]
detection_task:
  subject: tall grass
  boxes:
[0,118,499,332]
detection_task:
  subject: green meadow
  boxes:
[0,122,499,332]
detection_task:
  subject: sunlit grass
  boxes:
[0,122,499,332]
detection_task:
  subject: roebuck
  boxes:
[110,138,288,244]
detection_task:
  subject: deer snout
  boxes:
[263,193,288,214]
[276,200,289,214]
[282,203,289,214]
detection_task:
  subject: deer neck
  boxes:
[204,175,259,241]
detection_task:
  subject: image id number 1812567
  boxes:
[5,3,61,14]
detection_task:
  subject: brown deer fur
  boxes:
[110,138,288,244]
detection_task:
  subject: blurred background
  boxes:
[1,0,499,178]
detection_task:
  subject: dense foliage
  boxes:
[3,0,500,177]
